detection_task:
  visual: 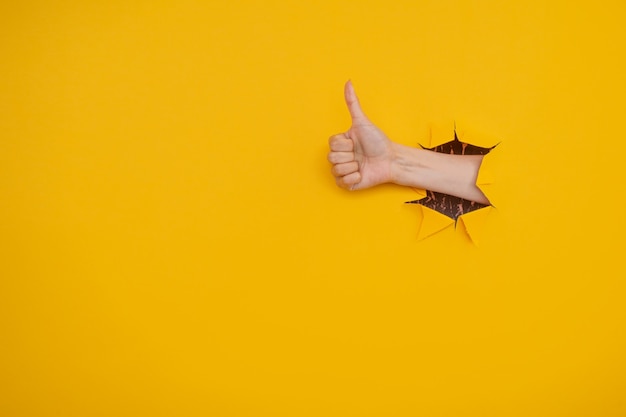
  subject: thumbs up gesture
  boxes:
[328,81,396,190]
[328,81,491,204]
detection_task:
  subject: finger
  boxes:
[329,135,354,152]
[331,161,359,177]
[327,151,354,164]
[336,171,361,189]
[344,80,368,123]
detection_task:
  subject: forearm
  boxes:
[389,143,489,205]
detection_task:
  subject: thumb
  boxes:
[344,80,369,123]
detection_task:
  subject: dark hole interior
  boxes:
[405,132,494,221]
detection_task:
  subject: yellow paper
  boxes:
[426,121,457,148]
[459,205,494,245]
[416,205,456,240]
[2,1,626,416]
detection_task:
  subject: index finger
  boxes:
[328,134,354,152]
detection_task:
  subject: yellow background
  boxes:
[2,1,626,415]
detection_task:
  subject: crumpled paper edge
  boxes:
[414,122,501,244]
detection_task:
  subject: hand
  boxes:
[328,81,396,190]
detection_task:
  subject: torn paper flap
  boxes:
[416,205,455,241]
[459,206,494,245]
[424,121,457,148]
[475,143,502,208]
[411,188,427,199]
[454,121,501,149]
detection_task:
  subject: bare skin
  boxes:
[328,81,490,205]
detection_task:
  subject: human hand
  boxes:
[327,81,396,190]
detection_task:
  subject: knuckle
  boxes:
[328,134,342,145]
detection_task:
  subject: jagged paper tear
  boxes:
[410,122,501,244]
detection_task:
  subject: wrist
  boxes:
[389,143,428,188]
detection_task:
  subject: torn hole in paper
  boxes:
[406,127,499,242]
[406,131,494,220]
